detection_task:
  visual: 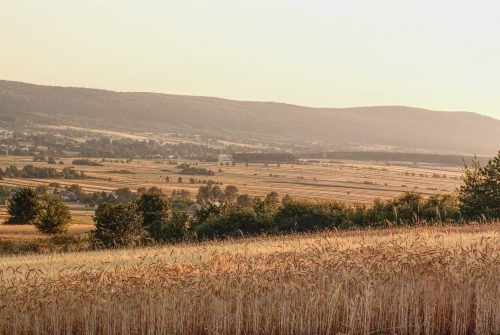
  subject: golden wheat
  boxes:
[0,223,498,335]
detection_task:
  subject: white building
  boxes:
[218,154,232,163]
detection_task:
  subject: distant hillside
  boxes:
[1,80,499,155]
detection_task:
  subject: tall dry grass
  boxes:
[0,223,498,335]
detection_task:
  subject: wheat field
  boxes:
[0,223,498,335]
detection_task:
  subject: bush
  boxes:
[275,200,347,233]
[154,210,188,243]
[90,202,145,248]
[6,187,41,225]
[421,194,461,223]
[388,192,424,225]
[136,190,171,240]
[236,194,253,207]
[459,152,500,220]
[194,205,263,240]
[179,166,214,176]
[34,194,71,234]
[196,182,224,204]
[72,159,103,166]
[363,198,390,227]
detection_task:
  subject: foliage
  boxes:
[459,152,500,220]
[236,194,253,207]
[136,189,171,240]
[154,210,188,243]
[275,200,347,233]
[90,202,145,248]
[194,205,264,240]
[224,185,239,203]
[171,189,194,210]
[196,182,224,204]
[179,166,215,176]
[6,187,41,225]
[34,193,71,234]
[0,164,85,179]
[72,159,103,166]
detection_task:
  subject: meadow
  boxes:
[0,223,498,335]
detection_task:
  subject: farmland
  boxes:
[0,155,462,204]
[0,223,498,335]
[2,150,497,335]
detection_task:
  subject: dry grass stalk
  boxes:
[0,223,498,334]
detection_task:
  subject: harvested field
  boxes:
[0,156,462,204]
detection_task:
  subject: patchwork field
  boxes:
[0,223,498,334]
[0,155,462,203]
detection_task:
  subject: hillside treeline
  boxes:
[301,151,491,167]
[0,165,86,179]
[233,152,296,163]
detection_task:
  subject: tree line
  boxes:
[3,152,499,248]
[0,165,86,179]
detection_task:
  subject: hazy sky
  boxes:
[1,0,500,119]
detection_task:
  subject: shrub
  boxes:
[179,166,214,176]
[196,182,224,205]
[363,198,389,227]
[6,187,41,225]
[346,203,369,227]
[224,185,239,203]
[459,152,500,220]
[194,206,263,240]
[72,159,103,166]
[112,188,137,204]
[34,194,71,234]
[236,194,253,207]
[421,194,461,223]
[90,202,145,248]
[275,200,345,233]
[136,190,171,240]
[378,191,424,225]
[154,210,188,243]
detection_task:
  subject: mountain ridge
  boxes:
[1,80,499,155]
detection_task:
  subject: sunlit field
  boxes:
[0,223,498,335]
[0,155,462,205]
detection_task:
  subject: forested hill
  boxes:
[1,80,499,155]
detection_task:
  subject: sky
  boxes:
[1,0,500,119]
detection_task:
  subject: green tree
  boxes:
[6,187,40,225]
[390,191,423,224]
[90,202,145,248]
[194,206,262,240]
[275,200,342,233]
[236,194,253,207]
[136,189,171,240]
[224,185,239,203]
[459,152,500,220]
[35,194,71,234]
[196,182,223,205]
[158,210,188,243]
[421,193,460,223]
[112,187,137,203]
